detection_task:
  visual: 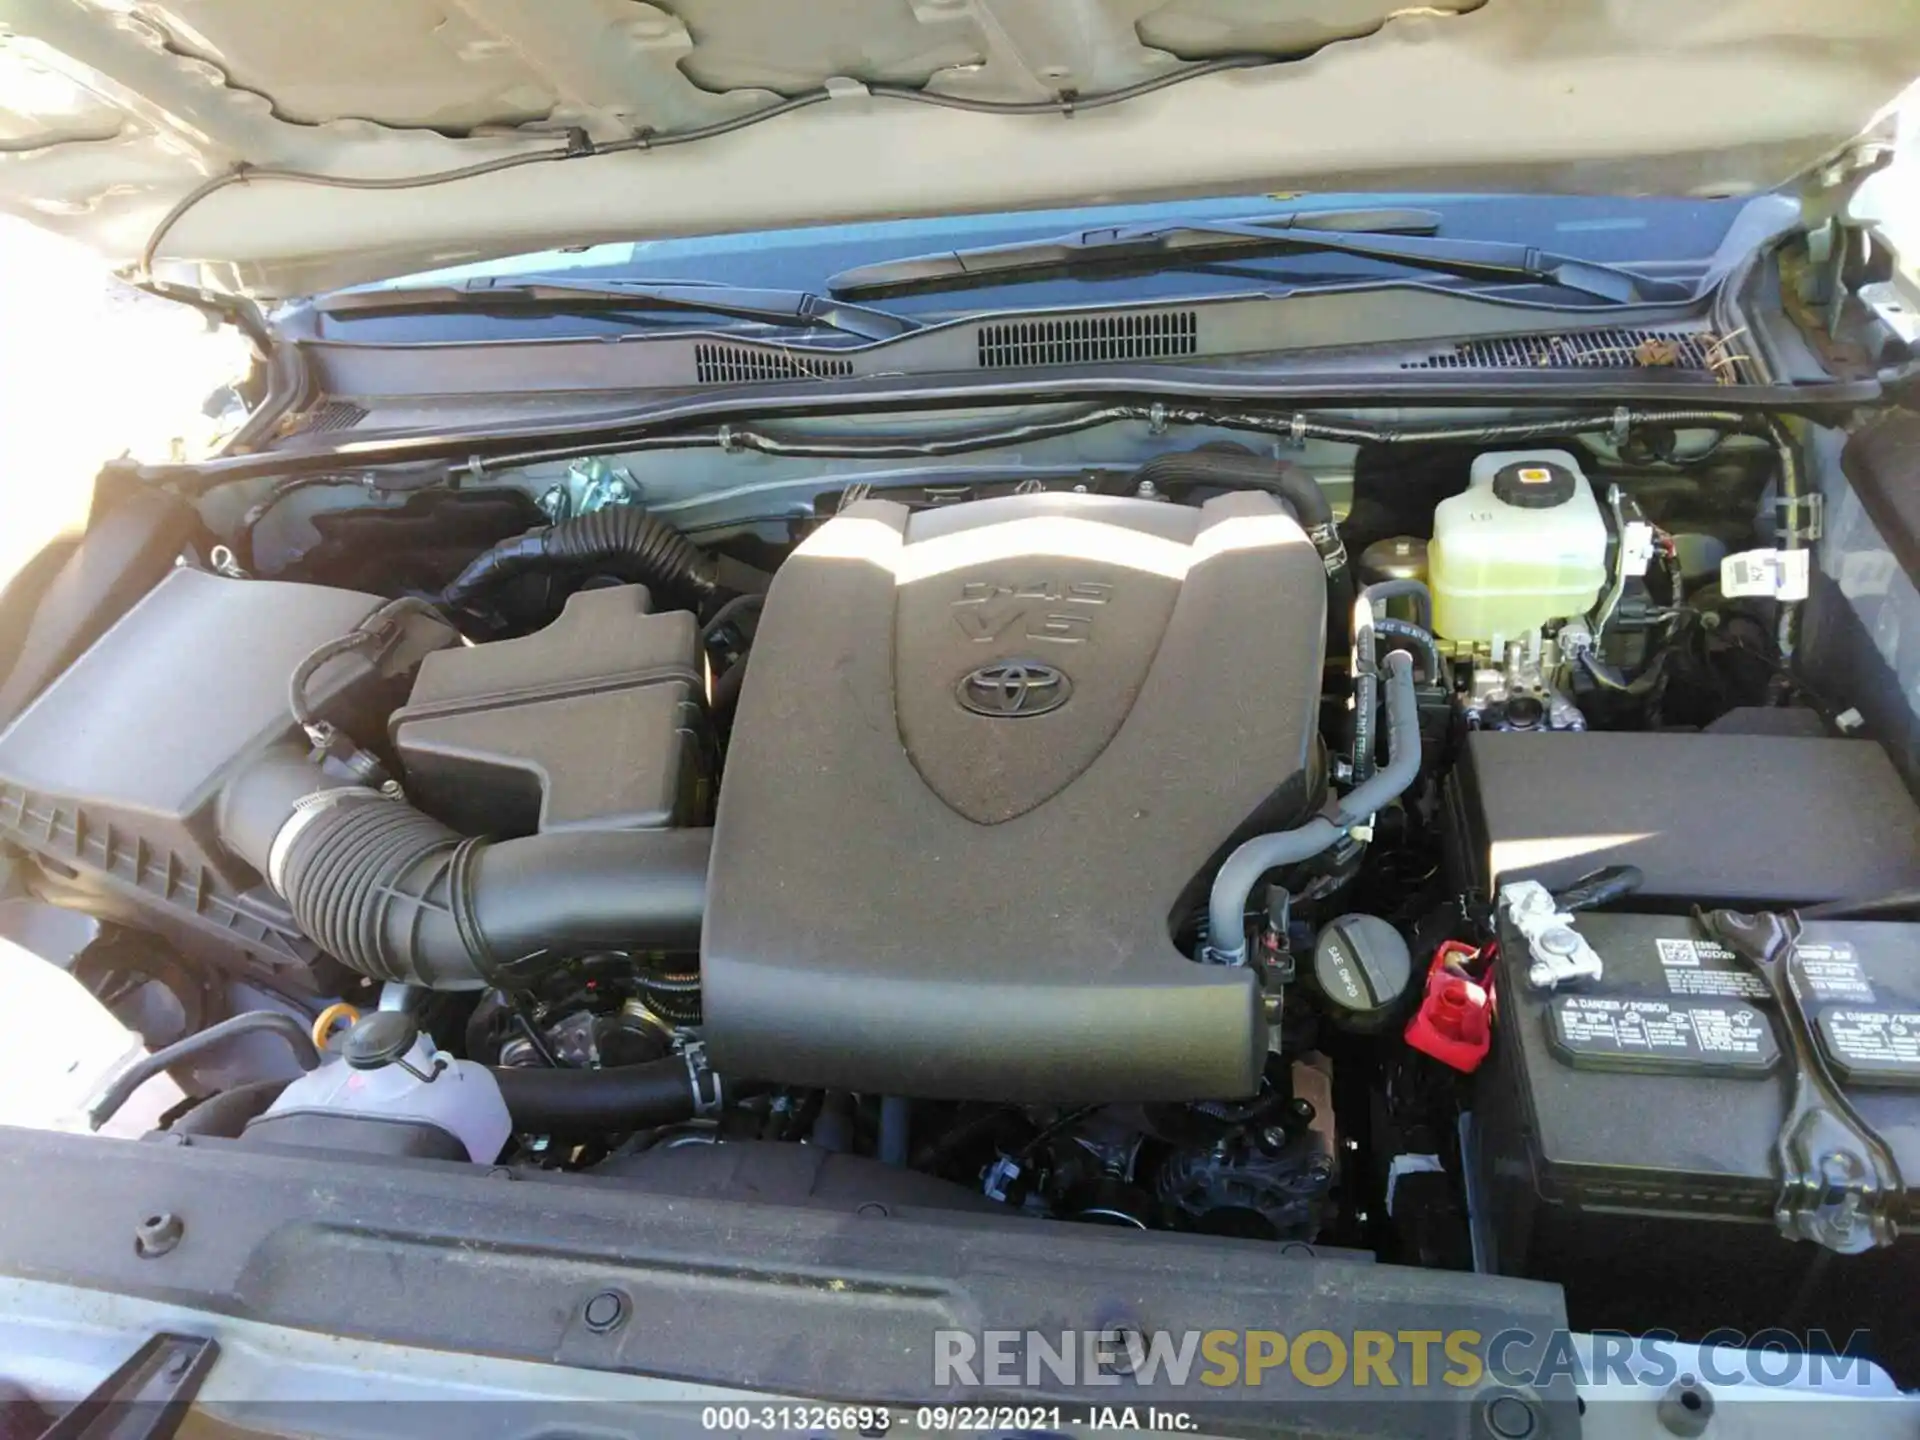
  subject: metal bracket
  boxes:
[680,1038,724,1118]
[1775,491,1824,545]
[1500,881,1603,992]
[1698,908,1901,1255]
[35,1333,218,1440]
[1859,279,1920,350]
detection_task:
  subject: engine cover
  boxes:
[703,490,1326,1100]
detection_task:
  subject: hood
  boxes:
[2,0,1916,298]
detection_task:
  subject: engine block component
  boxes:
[702,490,1327,1101]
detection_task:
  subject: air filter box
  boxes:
[390,584,706,837]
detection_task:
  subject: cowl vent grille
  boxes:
[694,343,854,385]
[1403,329,1717,373]
[287,400,368,435]
[978,311,1199,369]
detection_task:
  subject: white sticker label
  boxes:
[1655,937,1770,999]
[1792,941,1876,1004]
[1721,548,1810,601]
[1656,937,1732,967]
[1621,521,1657,578]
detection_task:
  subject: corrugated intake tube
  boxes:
[228,780,710,991]
[439,508,719,608]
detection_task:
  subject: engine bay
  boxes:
[5,409,1920,1380]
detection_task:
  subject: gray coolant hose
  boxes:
[1206,649,1421,965]
[220,753,709,990]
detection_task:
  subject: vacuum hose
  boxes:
[173,1055,727,1141]
[1120,450,1353,644]
[1350,596,1379,783]
[222,758,709,991]
[1206,650,1421,964]
[90,1012,319,1130]
[440,508,718,608]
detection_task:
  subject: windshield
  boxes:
[313,191,1749,342]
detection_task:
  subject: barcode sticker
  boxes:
[1721,547,1810,601]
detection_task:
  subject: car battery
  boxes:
[1469,910,1920,1373]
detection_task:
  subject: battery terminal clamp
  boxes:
[1697,907,1903,1255]
[1502,881,1604,992]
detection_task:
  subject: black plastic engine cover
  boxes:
[704,490,1326,1100]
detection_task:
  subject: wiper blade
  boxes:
[319,276,919,341]
[828,209,1694,307]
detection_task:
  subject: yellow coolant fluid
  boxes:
[1428,449,1609,643]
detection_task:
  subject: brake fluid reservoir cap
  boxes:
[1492,459,1577,509]
[1313,915,1413,1032]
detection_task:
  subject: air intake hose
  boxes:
[440,508,718,608]
[224,764,709,990]
[1120,449,1353,643]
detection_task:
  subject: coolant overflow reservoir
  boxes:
[249,1015,511,1163]
[1428,449,1609,642]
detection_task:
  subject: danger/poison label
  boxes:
[1549,994,1778,1075]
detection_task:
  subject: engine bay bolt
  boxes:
[1656,1375,1714,1438]
[1484,1392,1538,1439]
[133,1211,184,1259]
[582,1289,630,1334]
[1096,1324,1145,1376]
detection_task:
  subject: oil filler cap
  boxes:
[1491,459,1577,510]
[1313,915,1413,1032]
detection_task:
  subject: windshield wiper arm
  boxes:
[828,209,1694,306]
[319,276,920,341]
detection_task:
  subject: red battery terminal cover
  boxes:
[1406,940,1494,1073]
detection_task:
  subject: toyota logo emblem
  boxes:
[957,660,1072,718]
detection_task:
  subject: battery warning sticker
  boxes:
[1549,994,1779,1075]
[1651,937,1876,1004]
[1791,942,1877,1004]
[1815,1010,1920,1087]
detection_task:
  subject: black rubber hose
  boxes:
[1372,616,1444,683]
[268,792,711,990]
[170,1078,292,1138]
[1120,449,1353,643]
[1206,651,1420,964]
[1350,595,1379,784]
[440,508,717,607]
[491,1057,709,1136]
[1357,578,1434,633]
[89,1012,320,1130]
